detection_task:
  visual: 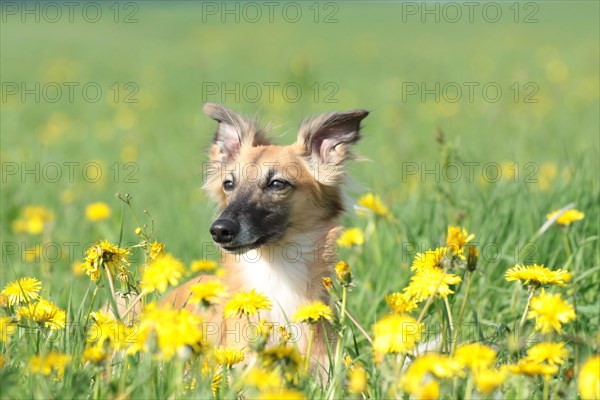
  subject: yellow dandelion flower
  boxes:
[135,227,142,235]
[349,366,367,394]
[578,355,600,400]
[372,314,423,354]
[85,202,111,222]
[508,359,558,378]
[322,277,334,291]
[293,301,333,324]
[261,345,303,374]
[2,277,42,305]
[454,343,497,372]
[190,259,218,272]
[337,227,365,248]
[81,240,130,283]
[411,247,449,271]
[86,310,130,350]
[473,368,507,394]
[244,367,283,390]
[526,342,569,366]
[0,317,17,343]
[404,267,462,302]
[17,298,66,330]
[419,381,440,400]
[335,261,352,286]
[141,253,184,293]
[400,353,462,396]
[148,241,166,260]
[214,346,245,368]
[29,351,71,379]
[446,226,475,258]
[12,206,54,235]
[189,280,228,306]
[505,264,572,287]
[129,303,204,360]
[224,289,272,318]
[527,290,576,334]
[257,389,306,400]
[385,292,419,314]
[82,345,107,364]
[357,193,389,217]
[546,209,585,226]
[211,372,223,397]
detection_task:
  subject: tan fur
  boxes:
[159,104,368,374]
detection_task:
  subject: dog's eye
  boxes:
[268,179,289,190]
[223,180,235,191]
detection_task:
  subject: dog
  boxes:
[162,103,369,371]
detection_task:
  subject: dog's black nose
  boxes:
[209,219,239,244]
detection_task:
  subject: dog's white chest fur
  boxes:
[239,246,313,329]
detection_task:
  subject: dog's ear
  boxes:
[297,109,369,184]
[203,103,270,162]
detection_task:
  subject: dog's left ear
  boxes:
[297,109,369,184]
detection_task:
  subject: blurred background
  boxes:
[1,2,598,288]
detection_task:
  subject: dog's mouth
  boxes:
[218,236,271,254]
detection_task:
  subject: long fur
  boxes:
[161,104,369,372]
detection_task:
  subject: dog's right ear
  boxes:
[203,103,269,162]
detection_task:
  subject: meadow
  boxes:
[1,1,599,399]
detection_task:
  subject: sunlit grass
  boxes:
[1,2,598,399]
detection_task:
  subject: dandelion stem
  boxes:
[329,286,348,400]
[443,296,455,354]
[103,266,121,321]
[463,373,474,400]
[457,271,472,328]
[543,377,549,400]
[305,325,315,372]
[518,286,535,332]
[121,289,148,319]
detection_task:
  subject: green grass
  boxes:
[1,2,599,399]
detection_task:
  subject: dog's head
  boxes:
[202,103,368,253]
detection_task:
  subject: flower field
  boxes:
[1,2,599,399]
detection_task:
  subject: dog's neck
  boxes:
[225,223,340,330]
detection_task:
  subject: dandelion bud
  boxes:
[251,319,273,351]
[149,241,165,260]
[467,245,479,271]
[277,326,291,344]
[322,277,334,291]
[117,267,130,284]
[343,355,353,367]
[335,261,352,286]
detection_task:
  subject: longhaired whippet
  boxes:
[163,103,369,371]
